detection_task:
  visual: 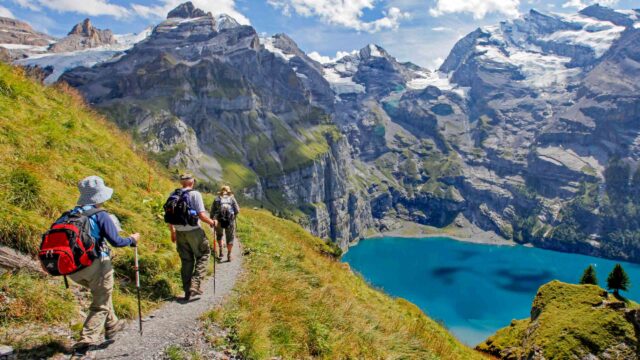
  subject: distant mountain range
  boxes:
[3,2,640,262]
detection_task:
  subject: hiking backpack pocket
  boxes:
[39,210,102,276]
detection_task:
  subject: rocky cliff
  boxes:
[60,3,372,248]
[0,16,54,59]
[50,3,640,257]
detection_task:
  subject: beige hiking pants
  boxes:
[69,256,118,345]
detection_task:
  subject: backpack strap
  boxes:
[82,208,105,217]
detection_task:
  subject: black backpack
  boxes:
[218,195,236,228]
[39,208,103,276]
[163,189,199,226]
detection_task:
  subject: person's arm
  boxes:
[96,212,139,247]
[199,211,216,226]
[169,224,176,243]
[233,196,240,215]
[193,192,216,227]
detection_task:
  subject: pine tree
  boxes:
[607,264,630,296]
[579,264,598,285]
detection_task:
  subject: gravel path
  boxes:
[93,243,243,359]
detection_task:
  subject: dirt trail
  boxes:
[93,243,242,359]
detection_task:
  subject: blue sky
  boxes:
[1,0,638,68]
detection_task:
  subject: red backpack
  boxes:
[39,208,103,276]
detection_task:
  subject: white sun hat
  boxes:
[77,176,114,206]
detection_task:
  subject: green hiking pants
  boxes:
[69,256,118,345]
[176,228,210,294]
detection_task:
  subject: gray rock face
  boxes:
[167,1,209,19]
[53,3,640,260]
[61,3,371,248]
[49,18,116,53]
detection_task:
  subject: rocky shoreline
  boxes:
[354,216,515,248]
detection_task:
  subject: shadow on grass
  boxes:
[15,339,71,360]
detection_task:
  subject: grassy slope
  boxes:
[0,63,481,359]
[477,281,639,359]
[0,63,181,352]
[208,209,484,360]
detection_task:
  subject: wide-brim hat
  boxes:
[218,185,233,196]
[77,176,114,206]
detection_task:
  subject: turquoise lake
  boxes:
[342,237,640,346]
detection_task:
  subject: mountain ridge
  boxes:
[4,2,640,262]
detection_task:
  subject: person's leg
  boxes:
[74,258,114,346]
[176,231,195,297]
[189,228,210,295]
[225,222,235,261]
[215,225,224,259]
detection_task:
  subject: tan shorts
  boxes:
[215,222,235,245]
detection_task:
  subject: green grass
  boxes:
[477,281,639,359]
[0,63,484,359]
[211,209,484,360]
[0,63,183,349]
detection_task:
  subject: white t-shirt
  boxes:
[173,189,206,232]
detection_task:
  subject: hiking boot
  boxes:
[181,291,191,302]
[105,319,127,340]
[71,342,96,359]
[190,287,203,298]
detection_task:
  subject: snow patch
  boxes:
[15,29,151,84]
[0,43,47,51]
[323,67,365,95]
[368,44,382,57]
[260,36,294,61]
[407,70,457,91]
[541,14,625,58]
[114,27,152,47]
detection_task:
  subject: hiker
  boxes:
[165,173,216,301]
[211,185,240,262]
[65,176,140,356]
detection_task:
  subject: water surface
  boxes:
[342,236,640,346]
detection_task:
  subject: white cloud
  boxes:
[131,0,250,25]
[12,0,131,18]
[562,0,618,9]
[429,56,444,69]
[429,0,521,20]
[267,0,410,33]
[0,5,15,18]
[431,26,452,32]
[308,49,357,63]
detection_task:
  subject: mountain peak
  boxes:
[359,44,389,59]
[50,17,115,52]
[167,1,209,19]
[579,3,634,27]
[68,18,95,36]
[215,14,240,31]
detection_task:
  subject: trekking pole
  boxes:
[63,275,69,289]
[213,240,216,295]
[134,246,143,336]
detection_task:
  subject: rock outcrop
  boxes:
[0,16,54,60]
[478,281,640,359]
[49,18,116,53]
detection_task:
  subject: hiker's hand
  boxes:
[171,231,177,243]
[211,220,218,228]
[130,233,141,247]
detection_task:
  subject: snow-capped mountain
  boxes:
[1,17,152,84]
[4,2,640,262]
